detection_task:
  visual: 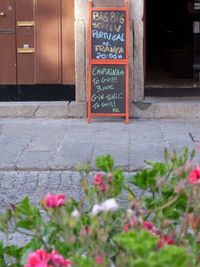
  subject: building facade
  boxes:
[74,0,200,119]
[1,0,200,118]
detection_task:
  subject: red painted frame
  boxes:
[88,0,129,123]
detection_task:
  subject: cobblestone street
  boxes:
[0,170,137,213]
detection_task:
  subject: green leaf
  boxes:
[114,230,158,258]
[132,259,150,267]
[16,197,37,217]
[4,245,20,258]
[0,241,6,266]
[95,155,114,172]
[5,209,12,222]
[162,184,173,196]
[190,149,196,160]
[55,241,71,258]
[71,255,96,267]
[149,245,194,267]
[112,169,124,197]
[16,218,36,230]
[129,169,157,190]
[43,222,59,245]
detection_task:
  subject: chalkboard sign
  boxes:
[92,11,126,60]
[88,1,129,123]
[91,64,126,113]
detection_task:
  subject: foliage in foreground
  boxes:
[0,147,199,266]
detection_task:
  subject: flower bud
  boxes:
[184,213,200,230]
[174,184,185,194]
[156,177,164,188]
[107,173,113,184]
[93,174,103,186]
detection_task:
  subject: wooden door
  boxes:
[0,0,16,84]
[0,0,75,86]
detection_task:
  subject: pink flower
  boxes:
[93,174,103,186]
[51,249,72,266]
[24,249,51,267]
[45,193,65,208]
[24,249,72,267]
[96,254,103,265]
[188,168,200,184]
[124,223,129,233]
[130,220,137,227]
[142,221,154,231]
[164,220,173,225]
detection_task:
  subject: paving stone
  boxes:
[24,176,38,192]
[92,143,129,170]
[16,151,55,170]
[129,144,166,170]
[52,143,94,169]
[0,118,199,171]
[47,172,62,189]
[0,174,15,189]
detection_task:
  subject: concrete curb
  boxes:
[133,100,200,119]
[1,100,200,119]
[0,101,87,118]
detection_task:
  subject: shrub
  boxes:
[0,148,199,266]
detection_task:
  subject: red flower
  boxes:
[100,184,107,192]
[158,239,164,248]
[85,225,91,233]
[124,223,129,233]
[96,254,103,265]
[142,221,154,231]
[188,168,200,184]
[24,249,51,267]
[24,249,72,267]
[93,174,103,186]
[45,193,65,208]
[51,249,72,266]
[158,234,174,248]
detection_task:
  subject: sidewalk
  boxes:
[0,119,200,171]
[0,118,200,222]
[0,118,200,171]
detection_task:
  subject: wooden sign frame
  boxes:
[88,0,129,123]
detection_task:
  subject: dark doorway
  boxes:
[145,0,200,97]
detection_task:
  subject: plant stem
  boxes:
[148,194,180,215]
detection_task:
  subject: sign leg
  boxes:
[126,114,129,124]
[88,115,91,124]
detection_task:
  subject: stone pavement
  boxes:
[0,118,200,171]
[0,118,200,212]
